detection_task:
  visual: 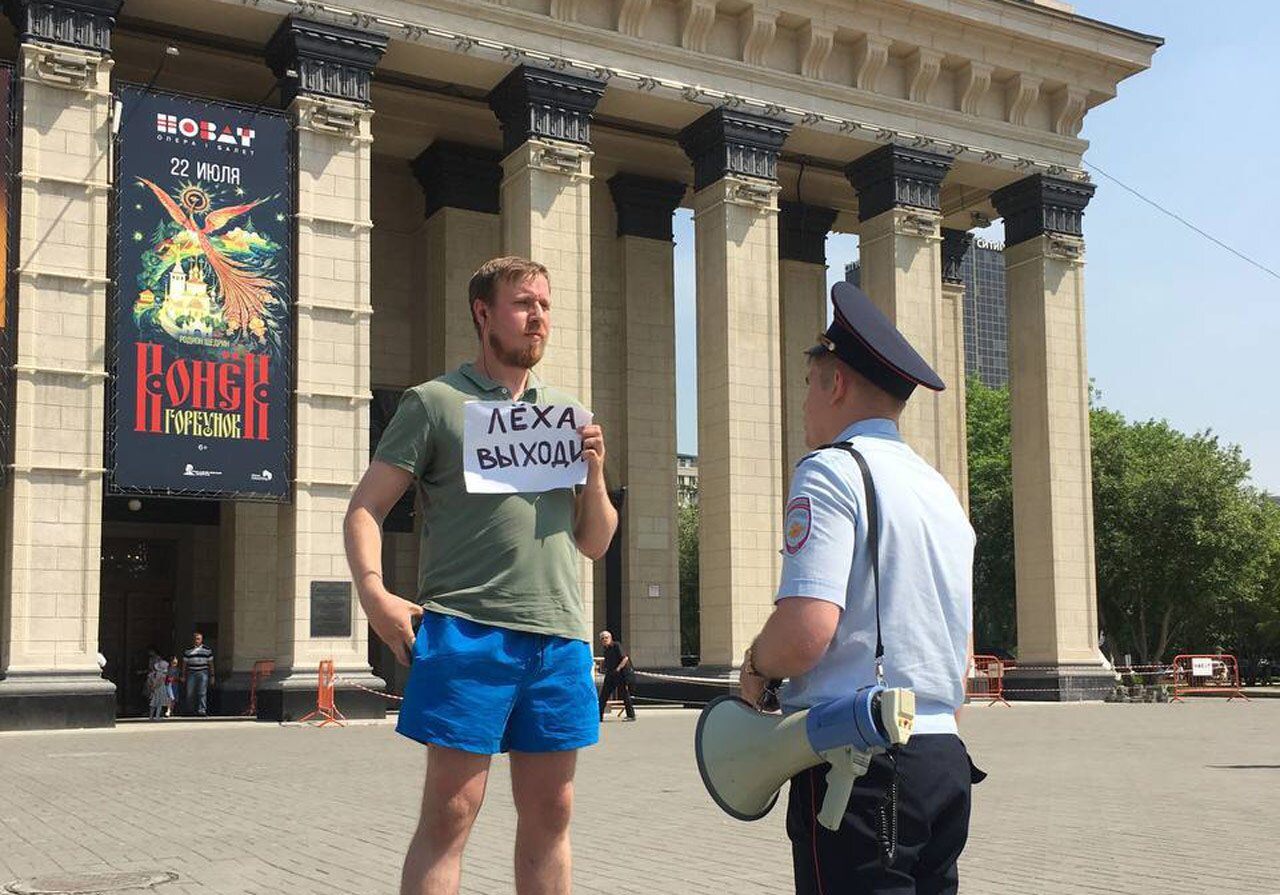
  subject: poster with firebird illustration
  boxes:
[110,85,291,499]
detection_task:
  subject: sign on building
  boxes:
[109,86,292,498]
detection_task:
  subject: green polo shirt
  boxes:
[373,363,587,642]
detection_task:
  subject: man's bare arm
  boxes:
[344,460,423,665]
[740,597,841,706]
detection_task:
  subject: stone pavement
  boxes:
[1,701,1277,894]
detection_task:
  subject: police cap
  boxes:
[807,281,945,401]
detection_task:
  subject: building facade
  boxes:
[854,240,1009,389]
[961,238,1009,388]
[0,0,1159,729]
[677,454,698,507]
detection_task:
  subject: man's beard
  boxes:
[488,329,545,369]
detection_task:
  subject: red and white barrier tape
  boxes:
[331,673,405,702]
[632,669,740,686]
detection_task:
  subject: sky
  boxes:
[672,1,1280,494]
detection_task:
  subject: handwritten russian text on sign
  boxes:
[1191,657,1214,678]
[463,401,593,494]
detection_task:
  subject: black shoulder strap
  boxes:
[817,442,884,666]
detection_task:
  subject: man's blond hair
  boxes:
[468,256,550,336]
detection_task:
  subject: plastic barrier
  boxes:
[1170,654,1248,702]
[966,655,1010,706]
[240,659,275,717]
[299,659,347,726]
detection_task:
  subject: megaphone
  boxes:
[694,686,914,831]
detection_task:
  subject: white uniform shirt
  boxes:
[777,418,975,734]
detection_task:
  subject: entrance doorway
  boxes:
[99,538,180,717]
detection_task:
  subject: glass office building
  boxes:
[846,239,1008,388]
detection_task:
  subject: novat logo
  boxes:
[156,113,255,148]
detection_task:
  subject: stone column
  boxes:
[0,0,120,731]
[678,108,791,667]
[778,201,837,474]
[410,142,503,382]
[845,146,964,495]
[940,228,973,511]
[991,173,1107,700]
[261,17,388,720]
[607,173,686,667]
[216,503,279,714]
[489,65,605,640]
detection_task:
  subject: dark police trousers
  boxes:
[787,734,980,895]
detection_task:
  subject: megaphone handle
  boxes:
[816,749,873,832]
[817,766,855,831]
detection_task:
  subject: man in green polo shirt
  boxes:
[344,256,617,895]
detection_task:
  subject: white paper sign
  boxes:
[1191,657,1214,678]
[463,401,593,494]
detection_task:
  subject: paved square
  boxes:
[1,700,1277,893]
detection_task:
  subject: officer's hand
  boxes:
[739,672,766,709]
[579,424,606,481]
[364,591,424,667]
[739,650,767,710]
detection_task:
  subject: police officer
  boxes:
[739,281,981,894]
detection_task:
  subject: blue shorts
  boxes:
[396,610,599,755]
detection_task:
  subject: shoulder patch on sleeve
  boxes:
[784,496,812,555]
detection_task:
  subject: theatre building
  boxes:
[0,0,1158,728]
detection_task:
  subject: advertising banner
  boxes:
[110,86,292,498]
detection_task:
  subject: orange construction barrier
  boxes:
[241,659,275,717]
[299,659,346,726]
[966,655,1010,706]
[1170,654,1248,702]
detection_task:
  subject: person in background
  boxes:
[147,653,171,721]
[597,631,636,722]
[181,632,215,717]
[166,656,180,718]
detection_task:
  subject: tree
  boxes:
[965,377,1280,667]
[1194,493,1280,681]
[678,502,700,659]
[1091,414,1265,665]
[966,378,1016,653]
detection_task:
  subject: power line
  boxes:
[1084,159,1280,282]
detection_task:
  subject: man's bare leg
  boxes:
[510,750,578,895]
[401,745,493,895]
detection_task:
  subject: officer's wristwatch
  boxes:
[743,645,783,711]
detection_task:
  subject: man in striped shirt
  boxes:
[181,632,215,717]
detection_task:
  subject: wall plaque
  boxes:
[310,581,352,638]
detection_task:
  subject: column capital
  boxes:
[940,228,973,285]
[778,201,837,264]
[844,143,952,222]
[412,141,502,219]
[289,94,373,140]
[608,173,686,241]
[266,16,388,108]
[4,0,120,52]
[990,173,1096,247]
[677,107,791,192]
[487,65,606,158]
